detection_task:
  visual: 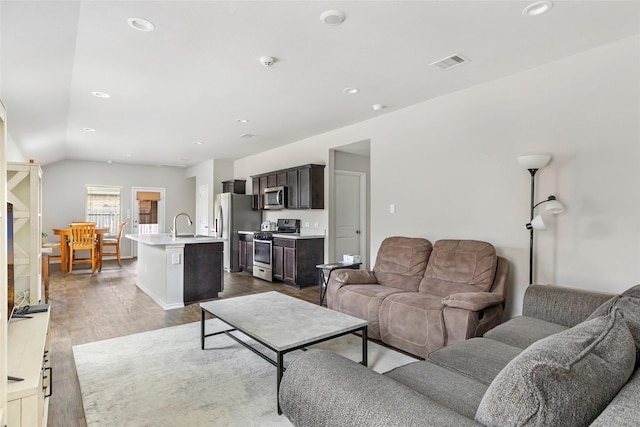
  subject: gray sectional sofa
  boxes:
[279,284,640,426]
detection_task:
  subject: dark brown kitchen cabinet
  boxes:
[273,245,284,281]
[273,237,324,288]
[277,172,288,186]
[298,164,324,209]
[239,234,254,273]
[257,176,268,210]
[287,169,299,208]
[251,164,325,210]
[184,242,223,303]
[252,177,260,210]
[222,179,246,194]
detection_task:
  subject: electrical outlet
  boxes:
[389,204,396,214]
[304,222,310,227]
[314,222,319,228]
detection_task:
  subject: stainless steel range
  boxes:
[253,219,300,282]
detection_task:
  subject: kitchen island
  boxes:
[126,234,224,310]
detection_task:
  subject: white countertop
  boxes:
[238,230,325,240]
[125,233,224,246]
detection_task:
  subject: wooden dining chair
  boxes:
[102,221,127,267]
[69,222,97,272]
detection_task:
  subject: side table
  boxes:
[316,262,362,306]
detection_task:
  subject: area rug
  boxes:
[73,318,417,427]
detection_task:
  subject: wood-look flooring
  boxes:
[46,259,320,427]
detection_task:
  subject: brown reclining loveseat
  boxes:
[326,236,509,358]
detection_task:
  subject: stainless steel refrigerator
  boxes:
[214,193,261,272]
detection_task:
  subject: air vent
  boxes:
[430,54,470,70]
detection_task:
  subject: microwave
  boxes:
[263,186,287,210]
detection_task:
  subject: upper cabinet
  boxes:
[252,164,325,210]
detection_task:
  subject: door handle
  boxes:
[356,230,360,234]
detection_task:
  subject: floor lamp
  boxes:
[517,154,565,285]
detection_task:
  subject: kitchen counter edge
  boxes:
[125,233,224,246]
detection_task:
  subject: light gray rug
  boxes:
[73,318,417,427]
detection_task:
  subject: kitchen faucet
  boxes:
[171,212,193,240]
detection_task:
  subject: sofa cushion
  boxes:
[373,236,432,292]
[385,360,489,419]
[483,316,569,349]
[379,291,446,357]
[419,240,497,296]
[475,309,636,427]
[330,284,408,340]
[427,338,523,385]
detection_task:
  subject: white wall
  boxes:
[5,132,26,162]
[235,35,640,317]
[42,160,196,259]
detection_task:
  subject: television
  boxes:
[7,202,14,320]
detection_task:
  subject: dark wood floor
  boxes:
[46,258,320,427]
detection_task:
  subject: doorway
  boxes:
[197,184,210,236]
[131,187,166,256]
[334,170,367,268]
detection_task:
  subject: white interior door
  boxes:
[334,171,366,267]
[198,184,209,236]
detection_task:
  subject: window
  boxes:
[86,185,122,234]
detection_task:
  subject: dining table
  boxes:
[53,227,109,273]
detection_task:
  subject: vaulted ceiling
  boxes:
[1,1,639,166]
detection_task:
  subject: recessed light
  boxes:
[320,10,346,26]
[106,160,113,164]
[127,17,155,32]
[83,127,96,132]
[343,87,360,95]
[236,119,249,123]
[92,91,111,98]
[372,104,386,111]
[193,141,203,145]
[522,1,553,16]
[240,133,255,138]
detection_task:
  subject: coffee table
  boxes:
[200,291,368,414]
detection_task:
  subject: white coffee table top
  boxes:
[200,291,367,351]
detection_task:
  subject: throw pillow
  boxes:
[475,309,636,427]
[587,284,640,363]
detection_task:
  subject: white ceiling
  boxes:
[1,1,639,167]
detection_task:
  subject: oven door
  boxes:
[253,238,273,281]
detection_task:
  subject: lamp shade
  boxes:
[544,199,565,214]
[526,215,547,230]
[517,154,551,170]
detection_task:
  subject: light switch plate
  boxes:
[171,253,181,264]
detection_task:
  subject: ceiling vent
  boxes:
[430,54,470,70]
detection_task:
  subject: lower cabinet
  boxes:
[183,242,223,303]
[7,309,51,427]
[239,234,254,273]
[273,237,324,288]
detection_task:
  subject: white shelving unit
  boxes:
[7,310,51,427]
[1,99,10,426]
[7,162,43,306]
